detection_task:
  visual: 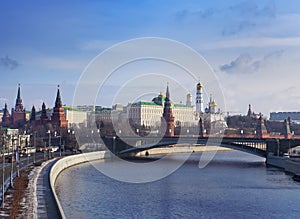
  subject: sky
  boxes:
[1,0,300,117]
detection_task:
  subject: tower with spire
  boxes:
[11,84,26,127]
[30,105,36,122]
[40,102,49,124]
[196,82,204,114]
[51,85,68,133]
[247,104,252,117]
[2,103,11,126]
[255,116,269,139]
[161,84,174,137]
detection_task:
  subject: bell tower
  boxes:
[196,82,204,114]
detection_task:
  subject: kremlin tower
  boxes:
[2,103,11,126]
[255,116,268,139]
[50,85,68,133]
[30,105,36,122]
[162,85,174,137]
[40,102,49,124]
[196,82,204,114]
[11,84,26,127]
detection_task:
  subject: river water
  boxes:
[55,151,300,219]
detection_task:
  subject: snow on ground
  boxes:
[20,159,55,219]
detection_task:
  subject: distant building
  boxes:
[128,87,197,128]
[270,112,300,124]
[75,105,95,112]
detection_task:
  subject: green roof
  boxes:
[174,103,192,108]
[62,106,84,112]
[132,101,160,106]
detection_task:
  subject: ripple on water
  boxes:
[55,151,300,219]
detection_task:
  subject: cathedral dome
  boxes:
[197,82,203,90]
[152,92,165,105]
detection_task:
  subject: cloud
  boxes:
[0,56,19,70]
[202,37,300,50]
[222,0,276,36]
[220,50,284,74]
[230,0,276,18]
[175,8,215,22]
[222,21,256,36]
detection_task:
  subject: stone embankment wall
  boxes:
[49,151,110,219]
[136,145,231,156]
[266,155,300,175]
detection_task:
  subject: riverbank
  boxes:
[50,151,110,219]
[266,155,300,177]
[136,144,231,156]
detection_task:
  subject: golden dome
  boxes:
[211,99,217,107]
[197,82,203,90]
[187,93,192,97]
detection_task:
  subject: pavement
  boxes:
[36,158,62,219]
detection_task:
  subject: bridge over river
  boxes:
[77,135,300,158]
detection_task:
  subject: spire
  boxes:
[166,83,170,100]
[247,104,252,117]
[17,83,21,100]
[42,102,46,110]
[30,105,36,121]
[15,83,23,109]
[255,116,268,139]
[40,102,49,123]
[55,85,62,108]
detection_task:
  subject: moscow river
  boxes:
[55,151,300,219]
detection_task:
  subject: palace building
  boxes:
[92,82,227,133]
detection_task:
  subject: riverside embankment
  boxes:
[136,144,231,156]
[49,151,111,219]
[266,155,300,176]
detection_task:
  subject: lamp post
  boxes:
[10,135,15,188]
[48,130,51,159]
[2,135,6,208]
[33,131,37,164]
[276,138,280,157]
[112,136,116,155]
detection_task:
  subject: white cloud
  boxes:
[202,37,300,50]
[219,50,284,74]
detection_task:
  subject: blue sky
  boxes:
[1,0,300,117]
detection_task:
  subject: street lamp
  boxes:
[112,136,116,155]
[2,134,6,208]
[10,135,15,188]
[48,130,51,159]
[33,131,37,164]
